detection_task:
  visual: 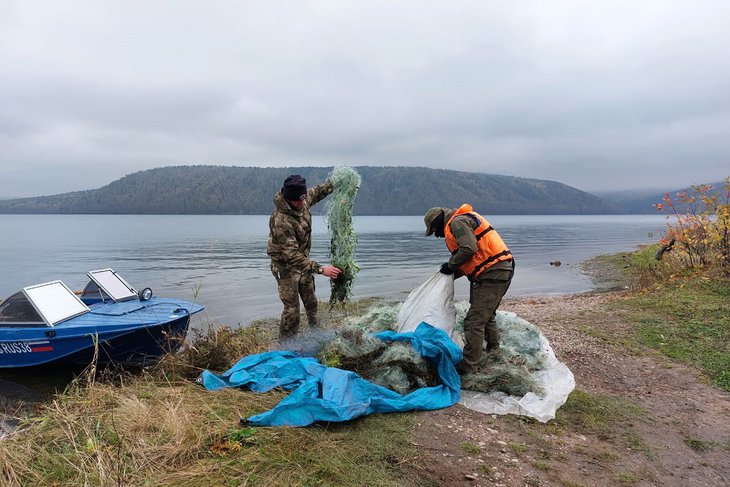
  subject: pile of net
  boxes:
[324,166,361,303]
[314,300,547,397]
[453,302,547,396]
[318,326,440,395]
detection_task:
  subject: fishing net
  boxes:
[369,342,439,394]
[318,299,548,397]
[324,167,361,303]
[459,354,543,396]
[343,301,402,332]
[318,325,440,395]
[451,302,546,395]
[320,326,386,364]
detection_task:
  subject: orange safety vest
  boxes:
[444,204,512,280]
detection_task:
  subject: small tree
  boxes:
[655,177,730,274]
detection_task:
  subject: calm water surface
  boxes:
[0,214,667,327]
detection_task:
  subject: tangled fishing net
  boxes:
[313,299,547,397]
[324,167,361,303]
[318,325,439,395]
[449,304,546,395]
[343,301,401,332]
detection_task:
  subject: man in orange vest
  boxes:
[424,204,514,374]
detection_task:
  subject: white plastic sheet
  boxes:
[396,272,456,337]
[458,311,575,423]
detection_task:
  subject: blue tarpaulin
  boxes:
[199,322,462,427]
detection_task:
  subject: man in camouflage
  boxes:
[267,175,342,337]
[424,206,514,374]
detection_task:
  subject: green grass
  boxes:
[509,442,529,453]
[615,472,640,484]
[459,442,481,454]
[597,451,621,462]
[610,277,730,391]
[588,247,730,392]
[684,437,715,452]
[553,389,645,443]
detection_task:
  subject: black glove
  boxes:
[439,262,455,275]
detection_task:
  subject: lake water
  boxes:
[0,214,667,327]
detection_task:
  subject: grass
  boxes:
[602,246,730,391]
[508,442,529,454]
[615,472,640,484]
[597,451,621,462]
[0,299,421,487]
[553,389,645,443]
[683,437,715,452]
[0,373,418,486]
[459,442,481,454]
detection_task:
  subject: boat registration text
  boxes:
[0,341,54,353]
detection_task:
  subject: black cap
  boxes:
[281,175,307,201]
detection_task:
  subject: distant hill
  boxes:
[0,165,621,215]
[596,180,727,213]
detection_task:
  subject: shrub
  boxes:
[655,177,730,276]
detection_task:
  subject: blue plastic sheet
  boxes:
[199,322,462,427]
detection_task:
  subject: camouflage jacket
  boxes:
[267,180,334,273]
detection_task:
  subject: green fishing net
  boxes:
[343,302,402,332]
[319,300,548,396]
[324,167,362,303]
[454,302,548,372]
[451,302,546,395]
[318,326,440,395]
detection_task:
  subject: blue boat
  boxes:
[0,269,204,368]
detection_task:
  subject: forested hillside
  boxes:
[0,166,620,215]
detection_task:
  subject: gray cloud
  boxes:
[1,0,729,198]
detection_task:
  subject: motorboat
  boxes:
[0,269,203,368]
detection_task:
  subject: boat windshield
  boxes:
[81,280,112,302]
[87,269,138,302]
[23,281,89,326]
[0,292,45,327]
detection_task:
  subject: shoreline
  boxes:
[2,250,729,486]
[0,255,621,441]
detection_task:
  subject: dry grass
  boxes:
[0,303,418,486]
[1,368,417,486]
[161,320,278,378]
[2,378,214,485]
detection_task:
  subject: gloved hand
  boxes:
[439,262,454,275]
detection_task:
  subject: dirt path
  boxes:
[408,292,730,487]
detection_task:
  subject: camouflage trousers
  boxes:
[461,263,514,373]
[271,261,318,337]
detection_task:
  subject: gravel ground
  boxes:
[407,289,730,487]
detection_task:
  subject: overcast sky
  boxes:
[1,1,728,198]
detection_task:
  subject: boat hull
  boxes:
[0,315,191,368]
